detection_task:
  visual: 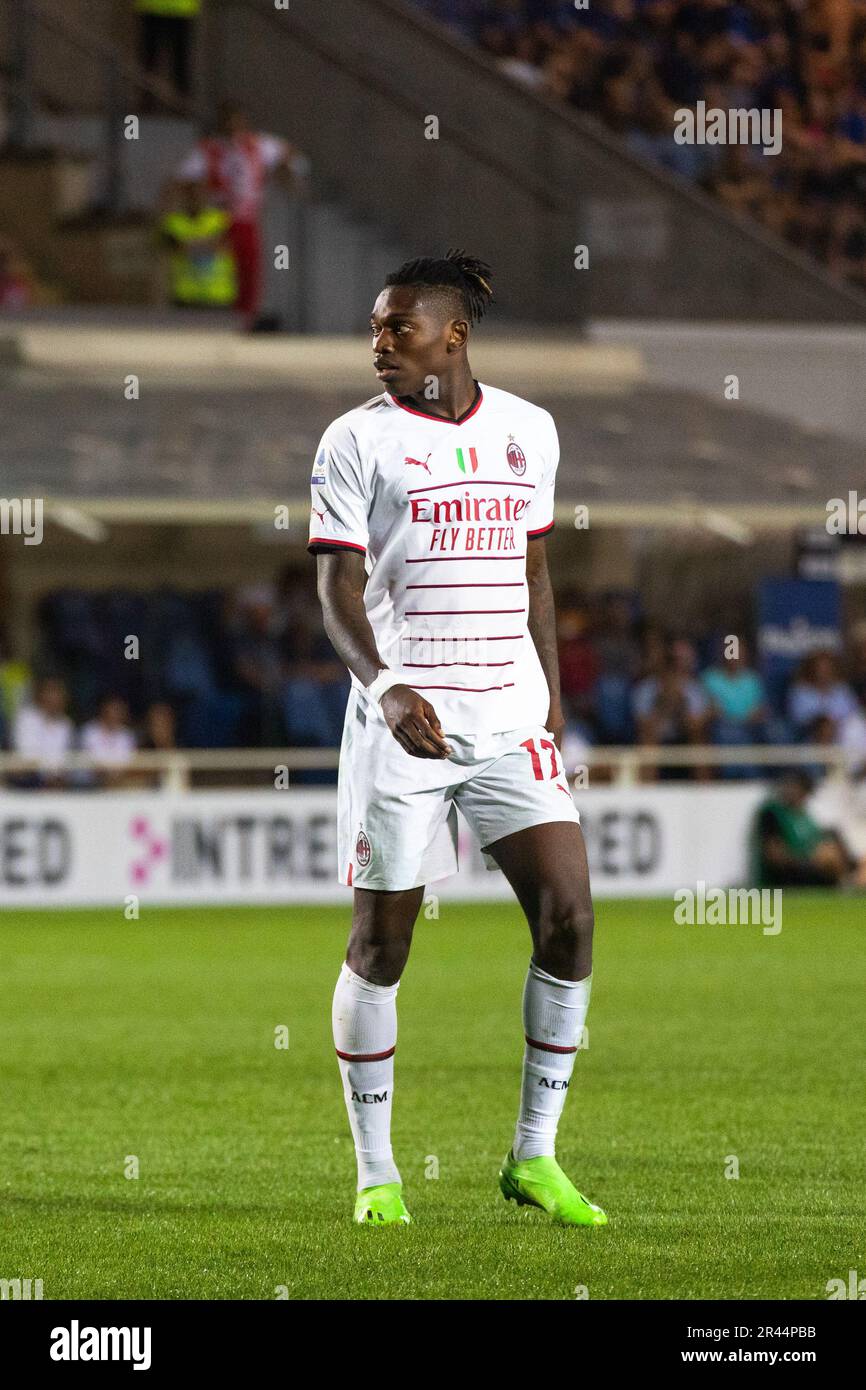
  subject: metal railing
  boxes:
[0,744,854,791]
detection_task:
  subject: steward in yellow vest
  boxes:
[160,192,236,306]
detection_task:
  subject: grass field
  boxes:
[0,894,862,1300]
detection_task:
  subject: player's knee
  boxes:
[346,932,410,987]
[535,901,594,970]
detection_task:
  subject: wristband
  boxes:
[364,669,405,707]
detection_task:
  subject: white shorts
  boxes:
[336,687,581,891]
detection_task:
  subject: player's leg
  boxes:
[487,820,593,1153]
[485,820,606,1225]
[332,886,424,1226]
[488,818,593,978]
[332,689,458,1223]
[346,883,422,985]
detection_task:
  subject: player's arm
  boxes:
[526,534,565,749]
[316,550,452,759]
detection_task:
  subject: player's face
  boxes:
[370,287,463,396]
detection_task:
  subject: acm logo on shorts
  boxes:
[355,828,372,867]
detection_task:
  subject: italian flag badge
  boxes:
[456,446,479,474]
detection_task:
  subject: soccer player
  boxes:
[309,251,607,1229]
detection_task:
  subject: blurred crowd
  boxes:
[413,0,866,287]
[554,588,866,778]
[3,571,866,786]
[0,565,347,788]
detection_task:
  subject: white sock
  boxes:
[332,961,401,1192]
[513,960,592,1162]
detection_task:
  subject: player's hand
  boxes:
[546,704,566,751]
[380,685,453,759]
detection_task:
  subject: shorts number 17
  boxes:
[520,737,558,780]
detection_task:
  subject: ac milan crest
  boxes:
[355,829,371,866]
[506,437,526,476]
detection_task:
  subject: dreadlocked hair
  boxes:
[384,248,494,324]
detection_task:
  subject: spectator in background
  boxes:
[141,701,178,752]
[636,621,668,681]
[556,589,599,734]
[701,634,768,776]
[752,770,866,888]
[134,701,178,788]
[632,637,709,780]
[136,0,200,100]
[176,101,310,331]
[11,677,73,787]
[787,649,858,737]
[159,180,237,309]
[81,696,137,787]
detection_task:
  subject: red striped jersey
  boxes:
[308,381,559,735]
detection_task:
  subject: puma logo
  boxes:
[312,504,327,525]
[404,452,432,474]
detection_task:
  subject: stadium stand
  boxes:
[410,0,866,292]
[4,0,866,322]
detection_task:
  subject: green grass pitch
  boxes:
[0,894,862,1300]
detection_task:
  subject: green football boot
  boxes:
[353,1182,412,1226]
[499,1152,608,1227]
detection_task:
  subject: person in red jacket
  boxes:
[177,102,309,330]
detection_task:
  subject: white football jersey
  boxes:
[308,382,559,736]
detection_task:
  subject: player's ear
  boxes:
[447,318,469,352]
